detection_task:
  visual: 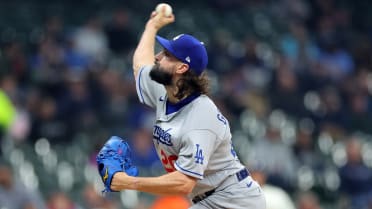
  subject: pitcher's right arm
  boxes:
[132,10,175,78]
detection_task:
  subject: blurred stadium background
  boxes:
[1,0,372,208]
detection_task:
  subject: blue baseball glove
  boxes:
[96,136,139,193]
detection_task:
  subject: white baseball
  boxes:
[155,3,173,17]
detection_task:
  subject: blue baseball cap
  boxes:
[156,34,208,76]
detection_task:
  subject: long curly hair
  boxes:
[174,70,209,100]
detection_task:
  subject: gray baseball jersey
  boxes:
[135,66,249,198]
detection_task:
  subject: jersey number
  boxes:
[160,149,177,173]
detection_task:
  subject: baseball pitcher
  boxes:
[96,4,266,209]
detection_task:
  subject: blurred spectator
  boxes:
[0,41,29,84]
[63,35,90,72]
[1,72,19,101]
[352,37,372,69]
[238,36,265,69]
[43,15,65,45]
[0,88,16,135]
[269,64,308,118]
[280,20,319,73]
[59,72,98,134]
[293,125,323,170]
[207,29,235,73]
[46,192,80,209]
[0,80,16,154]
[247,124,298,191]
[317,86,348,138]
[105,8,136,56]
[73,15,109,64]
[81,183,117,209]
[238,36,272,90]
[0,162,44,209]
[316,16,354,82]
[338,137,372,209]
[308,0,336,27]
[296,191,322,209]
[346,91,372,134]
[29,96,72,143]
[218,69,248,117]
[30,37,66,97]
[251,169,296,209]
[319,86,347,127]
[96,69,132,134]
[8,108,31,143]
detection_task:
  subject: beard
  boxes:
[149,64,173,86]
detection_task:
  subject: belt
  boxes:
[192,168,250,204]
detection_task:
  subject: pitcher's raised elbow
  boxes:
[132,63,141,78]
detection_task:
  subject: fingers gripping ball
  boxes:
[96,136,139,192]
[156,3,173,17]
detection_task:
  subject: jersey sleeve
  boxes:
[135,65,166,108]
[174,130,218,179]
